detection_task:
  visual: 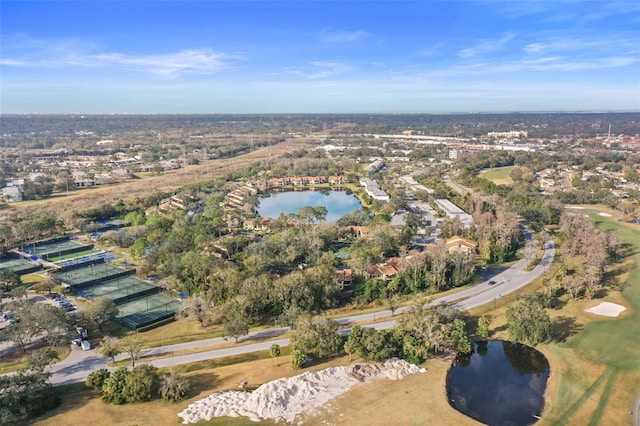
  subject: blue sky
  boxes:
[1,1,639,113]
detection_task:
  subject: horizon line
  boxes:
[2,110,639,116]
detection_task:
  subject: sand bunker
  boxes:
[178,358,426,424]
[586,302,626,317]
[599,212,612,217]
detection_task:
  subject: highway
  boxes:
[46,231,555,386]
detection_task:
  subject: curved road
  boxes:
[44,232,555,386]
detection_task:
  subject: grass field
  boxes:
[538,207,640,425]
[480,166,515,185]
[8,141,301,223]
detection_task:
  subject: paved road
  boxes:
[444,175,472,196]
[44,231,554,386]
[634,394,640,426]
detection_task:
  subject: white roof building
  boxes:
[434,199,474,228]
[1,186,23,202]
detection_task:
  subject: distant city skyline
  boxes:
[1,1,639,114]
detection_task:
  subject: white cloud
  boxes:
[523,36,639,57]
[318,30,370,43]
[284,61,351,79]
[467,56,637,73]
[0,37,240,77]
[90,50,234,76]
[457,33,515,58]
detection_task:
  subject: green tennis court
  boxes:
[0,255,42,275]
[76,275,159,304]
[23,238,93,260]
[115,293,181,330]
[54,263,134,288]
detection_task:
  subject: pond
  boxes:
[256,190,361,223]
[446,340,550,426]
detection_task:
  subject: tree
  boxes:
[451,319,473,354]
[386,292,400,317]
[178,295,210,327]
[130,237,149,259]
[270,343,281,366]
[0,314,34,353]
[344,325,365,362]
[505,298,551,346]
[99,336,121,363]
[292,315,342,358]
[84,297,118,331]
[0,270,20,293]
[7,286,27,300]
[34,304,71,347]
[428,242,449,290]
[290,346,307,369]
[0,362,60,424]
[0,300,70,352]
[32,274,60,295]
[477,316,491,339]
[160,369,191,402]
[101,367,129,404]
[222,301,250,343]
[360,328,402,361]
[120,334,144,367]
[27,347,59,377]
[123,365,160,403]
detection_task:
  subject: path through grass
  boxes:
[555,366,616,425]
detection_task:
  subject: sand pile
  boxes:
[178,358,426,424]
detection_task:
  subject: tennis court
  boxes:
[54,262,135,288]
[114,293,181,330]
[23,237,94,260]
[52,259,181,330]
[57,251,119,266]
[0,254,42,275]
[76,275,159,304]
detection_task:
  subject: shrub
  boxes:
[290,346,307,369]
[101,367,129,405]
[159,370,190,402]
[123,365,160,403]
[86,368,111,392]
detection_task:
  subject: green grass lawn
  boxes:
[480,166,515,185]
[569,210,640,370]
[540,208,640,425]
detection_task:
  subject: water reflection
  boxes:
[257,190,361,223]
[446,340,549,426]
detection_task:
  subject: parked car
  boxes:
[76,327,88,339]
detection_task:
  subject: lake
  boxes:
[256,190,361,223]
[446,340,550,425]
